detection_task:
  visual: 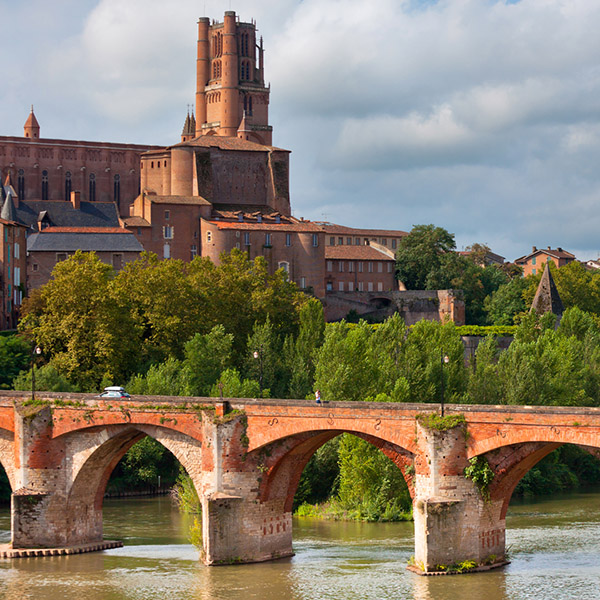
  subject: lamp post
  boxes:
[440,351,449,417]
[31,345,42,401]
[253,346,263,395]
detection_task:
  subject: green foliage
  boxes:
[108,437,179,492]
[416,413,466,431]
[0,467,10,505]
[189,517,203,550]
[484,276,530,325]
[294,438,340,510]
[335,434,412,521]
[0,334,30,389]
[467,336,503,405]
[464,456,495,500]
[210,368,262,399]
[182,325,234,396]
[395,224,456,290]
[171,468,201,514]
[456,325,517,337]
[13,363,78,393]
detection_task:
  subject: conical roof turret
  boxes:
[530,264,564,323]
[24,106,40,139]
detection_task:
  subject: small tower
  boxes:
[530,264,564,326]
[195,11,272,145]
[24,106,40,139]
[181,110,196,142]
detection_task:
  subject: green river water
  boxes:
[1,488,599,600]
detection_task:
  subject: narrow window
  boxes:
[392,239,397,249]
[347,237,352,245]
[278,261,289,273]
[41,170,49,200]
[338,261,344,272]
[330,237,335,245]
[348,262,354,273]
[339,281,344,291]
[65,171,72,200]
[285,233,291,246]
[378,262,383,273]
[358,281,364,291]
[301,277,307,289]
[89,173,96,202]
[164,225,174,239]
[388,263,392,273]
[338,237,343,245]
[165,210,170,220]
[265,233,272,246]
[326,281,333,292]
[112,254,123,270]
[163,243,170,259]
[206,230,212,243]
[368,262,373,273]
[368,282,373,292]
[378,282,383,292]
[327,261,333,272]
[18,169,25,199]
[348,281,354,292]
[358,262,363,273]
[191,244,197,258]
[355,237,360,245]
[312,234,318,247]
[244,232,250,246]
[113,174,120,204]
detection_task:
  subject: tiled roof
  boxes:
[325,245,395,261]
[0,218,27,227]
[122,216,151,227]
[14,200,120,229]
[515,247,576,263]
[316,222,408,237]
[27,231,144,253]
[40,227,130,234]
[207,219,322,233]
[147,195,211,205]
[144,135,289,154]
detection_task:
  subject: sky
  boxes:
[1,0,600,262]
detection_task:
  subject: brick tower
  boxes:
[195,12,272,146]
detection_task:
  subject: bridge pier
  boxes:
[412,421,507,573]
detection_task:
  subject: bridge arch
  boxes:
[248,429,415,514]
[56,424,205,546]
[0,428,16,492]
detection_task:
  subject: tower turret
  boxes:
[195,11,272,145]
[24,106,40,139]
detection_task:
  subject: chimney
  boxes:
[71,190,81,209]
[532,246,537,252]
[557,247,563,252]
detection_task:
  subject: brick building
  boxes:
[0,108,160,217]
[0,181,27,329]
[514,246,576,277]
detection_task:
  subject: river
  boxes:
[1,488,599,600]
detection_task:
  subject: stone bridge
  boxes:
[0,391,599,573]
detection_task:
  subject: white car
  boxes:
[99,386,131,398]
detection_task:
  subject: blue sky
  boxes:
[2,0,600,262]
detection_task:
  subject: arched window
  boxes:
[113,174,120,204]
[17,169,25,199]
[41,170,49,200]
[248,95,253,116]
[89,173,96,202]
[65,171,72,200]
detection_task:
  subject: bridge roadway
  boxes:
[1,391,599,573]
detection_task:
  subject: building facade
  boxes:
[0,109,160,216]
[514,246,576,277]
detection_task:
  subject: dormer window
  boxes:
[275,215,281,224]
[238,213,244,222]
[257,215,262,223]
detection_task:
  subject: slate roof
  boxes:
[27,231,143,253]
[14,201,120,229]
[147,195,211,206]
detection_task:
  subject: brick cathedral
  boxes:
[0,11,435,330]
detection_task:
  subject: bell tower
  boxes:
[195,11,272,146]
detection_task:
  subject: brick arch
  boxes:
[60,424,205,546]
[0,428,16,491]
[468,426,600,459]
[475,439,600,520]
[250,429,415,514]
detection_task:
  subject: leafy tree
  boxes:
[0,334,31,389]
[336,434,411,521]
[12,363,77,392]
[126,358,186,396]
[395,224,456,290]
[484,276,530,325]
[294,438,340,509]
[467,336,503,405]
[245,317,285,397]
[19,251,140,390]
[210,368,262,398]
[182,325,234,396]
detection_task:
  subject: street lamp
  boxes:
[440,352,449,417]
[253,347,263,395]
[31,345,42,401]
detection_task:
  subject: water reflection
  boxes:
[0,489,599,600]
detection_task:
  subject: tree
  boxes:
[395,224,456,290]
[0,334,30,389]
[484,275,530,325]
[182,325,234,396]
[19,251,140,390]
